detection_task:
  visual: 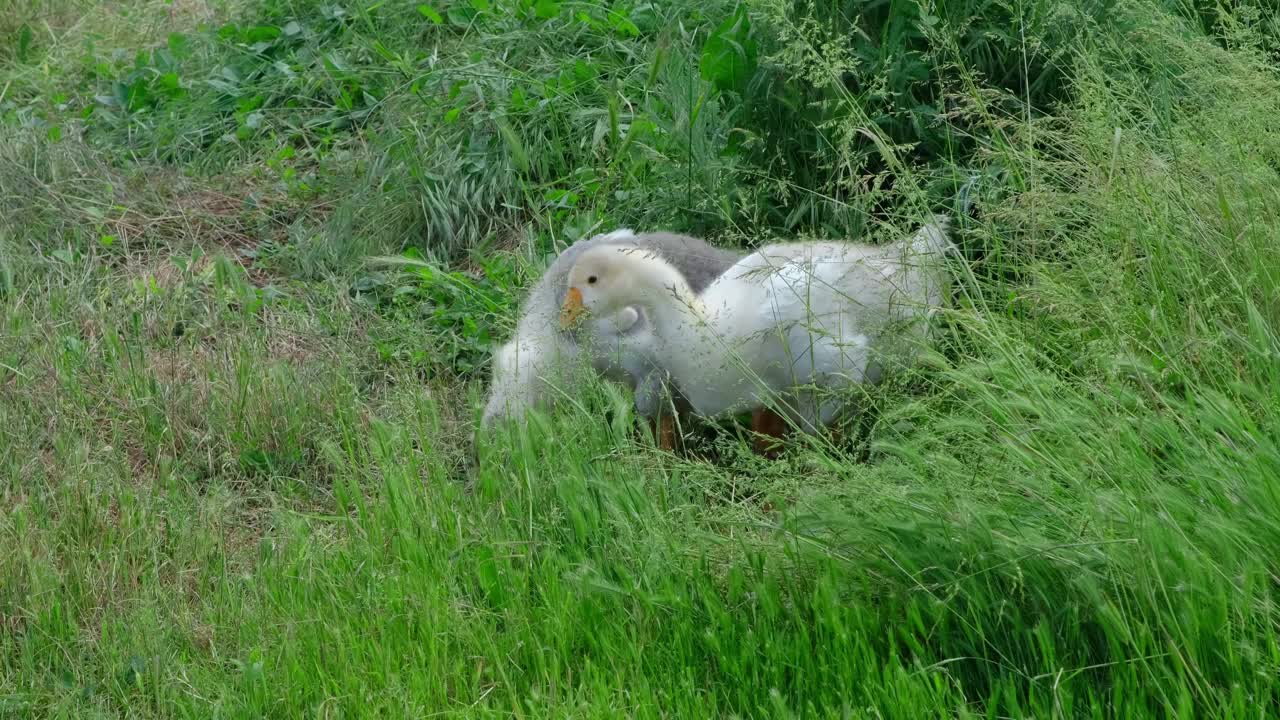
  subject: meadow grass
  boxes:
[2,0,1279,716]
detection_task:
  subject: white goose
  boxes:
[481,229,742,434]
[559,217,954,436]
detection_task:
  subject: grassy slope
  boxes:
[2,0,1279,717]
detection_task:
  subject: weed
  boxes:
[2,0,1279,717]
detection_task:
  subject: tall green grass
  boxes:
[2,0,1279,716]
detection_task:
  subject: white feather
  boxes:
[571,219,953,432]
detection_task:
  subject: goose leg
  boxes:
[826,421,843,447]
[750,408,788,457]
[658,414,677,451]
[648,413,678,452]
[638,373,682,453]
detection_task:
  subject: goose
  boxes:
[559,217,954,442]
[481,229,742,445]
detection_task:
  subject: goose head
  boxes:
[559,245,656,330]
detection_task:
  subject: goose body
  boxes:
[482,229,742,426]
[561,218,954,431]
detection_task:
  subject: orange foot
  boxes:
[750,408,788,458]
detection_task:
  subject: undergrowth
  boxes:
[1,0,1278,716]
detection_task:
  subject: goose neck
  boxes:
[627,258,705,332]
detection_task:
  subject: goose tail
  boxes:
[907,214,955,257]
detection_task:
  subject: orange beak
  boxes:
[560,287,587,330]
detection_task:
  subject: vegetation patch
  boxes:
[2,0,1278,716]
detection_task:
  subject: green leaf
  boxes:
[157,72,182,96]
[607,10,640,37]
[244,25,282,44]
[47,125,62,142]
[510,85,528,110]
[416,4,443,23]
[699,5,758,94]
[534,0,560,20]
[447,5,477,26]
[167,32,190,58]
[99,234,117,247]
[474,546,508,606]
[117,80,150,113]
[469,0,490,12]
[17,24,33,62]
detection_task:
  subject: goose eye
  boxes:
[587,275,598,285]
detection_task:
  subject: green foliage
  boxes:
[2,0,1280,717]
[355,250,517,377]
[721,0,1110,236]
[700,5,759,94]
